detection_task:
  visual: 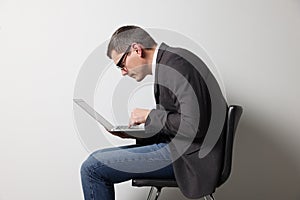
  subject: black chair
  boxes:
[132,105,243,200]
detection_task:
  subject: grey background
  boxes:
[1,0,300,199]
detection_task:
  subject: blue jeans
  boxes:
[80,143,175,200]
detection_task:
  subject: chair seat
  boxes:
[132,179,178,188]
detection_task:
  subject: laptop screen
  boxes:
[73,99,114,130]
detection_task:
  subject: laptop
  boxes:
[73,99,145,135]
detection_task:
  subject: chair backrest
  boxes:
[217,105,243,187]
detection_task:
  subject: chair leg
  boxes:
[204,194,215,200]
[154,187,161,200]
[146,187,162,200]
[146,187,155,200]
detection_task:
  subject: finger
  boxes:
[128,120,132,127]
[129,119,139,127]
[128,119,135,127]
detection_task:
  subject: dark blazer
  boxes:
[144,43,227,198]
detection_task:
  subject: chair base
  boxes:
[147,186,161,200]
[204,194,215,200]
[147,186,215,200]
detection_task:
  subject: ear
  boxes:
[131,43,144,58]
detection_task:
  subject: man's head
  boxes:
[107,25,157,82]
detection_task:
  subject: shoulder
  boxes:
[158,46,191,71]
[157,44,209,80]
[158,45,204,79]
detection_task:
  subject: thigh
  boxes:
[85,143,175,183]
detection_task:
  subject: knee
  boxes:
[80,155,98,177]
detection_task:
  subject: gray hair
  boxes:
[106,25,157,59]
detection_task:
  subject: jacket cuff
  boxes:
[145,109,168,136]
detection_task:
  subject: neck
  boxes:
[145,44,157,75]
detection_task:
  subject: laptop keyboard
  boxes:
[115,125,141,129]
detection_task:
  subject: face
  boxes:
[111,45,149,82]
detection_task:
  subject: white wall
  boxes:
[1,0,300,199]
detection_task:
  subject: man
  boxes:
[81,25,227,200]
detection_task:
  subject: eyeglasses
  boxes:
[116,45,131,69]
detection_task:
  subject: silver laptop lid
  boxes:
[73,99,114,130]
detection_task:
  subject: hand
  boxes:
[129,108,151,127]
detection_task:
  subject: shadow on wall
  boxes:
[216,109,300,200]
